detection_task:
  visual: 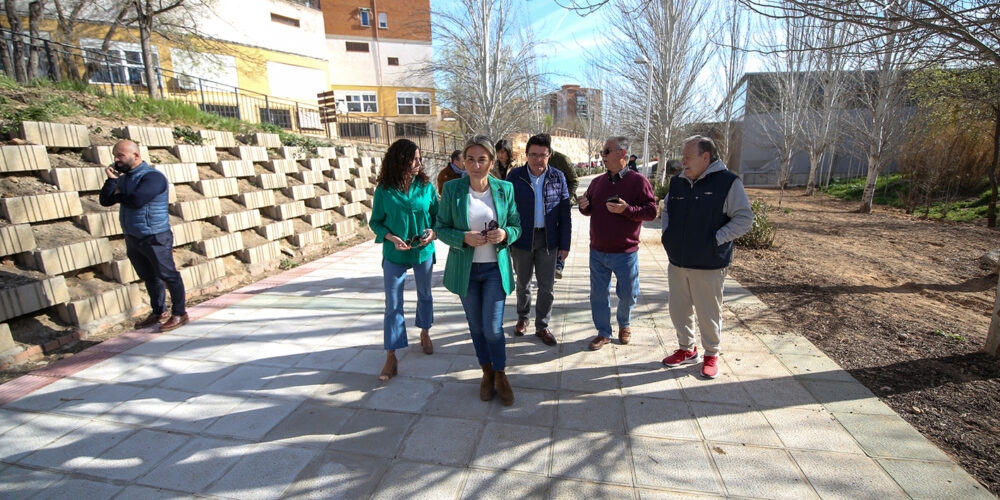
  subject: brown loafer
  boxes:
[513,319,527,336]
[135,311,169,329]
[619,327,631,345]
[420,329,433,355]
[589,335,613,350]
[159,314,189,332]
[535,328,557,346]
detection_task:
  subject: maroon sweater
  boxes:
[579,170,657,253]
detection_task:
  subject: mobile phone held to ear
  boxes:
[606,195,620,204]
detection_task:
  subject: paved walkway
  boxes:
[0,194,993,498]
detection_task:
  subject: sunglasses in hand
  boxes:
[404,228,433,247]
[480,220,499,236]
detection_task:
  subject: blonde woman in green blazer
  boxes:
[436,136,522,406]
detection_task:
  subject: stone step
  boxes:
[196,232,244,258]
[331,219,357,238]
[198,129,236,148]
[124,125,174,147]
[27,238,113,275]
[171,197,222,221]
[171,221,203,247]
[302,210,334,228]
[194,178,239,198]
[40,167,107,192]
[294,171,325,185]
[325,180,348,194]
[335,157,353,170]
[236,190,276,210]
[0,276,69,322]
[344,188,368,203]
[0,224,36,257]
[84,145,149,166]
[306,194,341,210]
[154,163,199,184]
[212,160,255,178]
[98,258,139,284]
[1,192,83,224]
[238,240,281,266]
[282,184,315,201]
[57,283,144,327]
[348,176,372,189]
[232,145,268,162]
[261,201,305,221]
[265,159,299,174]
[255,173,287,190]
[180,258,225,291]
[356,157,372,169]
[329,167,352,182]
[315,146,337,158]
[245,132,281,148]
[75,211,122,237]
[336,202,363,218]
[171,145,218,164]
[342,145,358,159]
[210,209,261,232]
[256,220,294,240]
[19,121,91,148]
[302,158,331,172]
[0,145,50,173]
[280,146,306,160]
[289,227,324,248]
[0,323,12,352]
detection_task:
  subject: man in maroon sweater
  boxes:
[579,136,657,350]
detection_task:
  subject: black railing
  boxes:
[332,113,463,155]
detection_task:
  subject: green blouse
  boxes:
[369,180,439,265]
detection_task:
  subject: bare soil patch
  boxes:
[729,187,1000,495]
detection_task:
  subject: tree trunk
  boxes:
[136,3,160,99]
[987,274,1000,356]
[0,33,14,78]
[5,0,28,83]
[27,0,41,80]
[859,155,881,213]
[806,149,821,195]
[987,105,999,228]
[824,144,837,189]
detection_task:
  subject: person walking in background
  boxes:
[578,136,656,350]
[436,136,522,406]
[548,149,579,202]
[436,150,465,193]
[506,133,571,347]
[100,140,187,332]
[495,139,515,180]
[369,139,439,381]
[627,154,639,172]
[660,135,752,378]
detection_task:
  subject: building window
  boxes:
[343,91,378,113]
[270,13,300,27]
[395,122,427,137]
[260,108,293,129]
[576,95,588,118]
[84,44,158,86]
[200,104,240,119]
[339,122,380,138]
[359,8,370,27]
[378,12,388,29]
[345,42,370,52]
[387,57,399,66]
[397,92,431,115]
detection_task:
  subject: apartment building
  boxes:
[543,84,602,129]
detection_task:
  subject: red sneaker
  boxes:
[662,348,700,367]
[701,355,719,378]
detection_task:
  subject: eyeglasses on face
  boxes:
[601,148,620,156]
[527,152,549,160]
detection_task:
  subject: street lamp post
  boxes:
[634,55,653,178]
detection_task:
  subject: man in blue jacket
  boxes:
[506,133,571,346]
[100,140,188,331]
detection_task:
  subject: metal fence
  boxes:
[0,27,463,154]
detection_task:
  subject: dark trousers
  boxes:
[511,227,557,330]
[126,231,186,316]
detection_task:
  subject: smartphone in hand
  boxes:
[606,195,620,204]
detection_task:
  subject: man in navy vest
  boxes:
[660,135,752,378]
[100,140,188,331]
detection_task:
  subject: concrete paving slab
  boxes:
[204,442,319,499]
[800,379,898,416]
[461,469,549,499]
[19,419,134,471]
[49,382,145,418]
[150,392,246,434]
[488,386,557,426]
[689,401,784,446]
[327,409,416,457]
[834,412,953,461]
[0,413,88,462]
[676,369,754,405]
[791,450,908,499]
[76,429,190,480]
[877,458,995,499]
[136,436,249,493]
[370,460,467,500]
[399,415,483,466]
[710,443,817,499]
[263,401,356,448]
[550,429,632,485]
[630,436,723,494]
[624,396,700,440]
[555,389,626,433]
[548,479,636,499]
[0,463,66,498]
[362,376,437,412]
[3,375,98,411]
[203,397,302,441]
[762,407,866,454]
[30,476,125,499]
[281,450,388,499]
[472,421,552,475]
[101,386,193,425]
[309,371,379,407]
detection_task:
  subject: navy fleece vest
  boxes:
[661,170,738,270]
[119,162,170,237]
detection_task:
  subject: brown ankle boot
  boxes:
[494,371,514,406]
[480,364,495,401]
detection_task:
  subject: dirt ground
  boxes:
[729,187,1000,495]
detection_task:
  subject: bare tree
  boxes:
[715,0,750,166]
[4,0,29,82]
[426,0,550,141]
[130,0,188,98]
[26,1,42,80]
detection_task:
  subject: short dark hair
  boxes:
[629,154,637,160]
[451,150,462,163]
[684,135,719,163]
[525,133,551,155]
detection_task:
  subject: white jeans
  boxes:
[667,263,728,357]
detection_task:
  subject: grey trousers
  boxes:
[667,263,727,356]
[511,227,557,330]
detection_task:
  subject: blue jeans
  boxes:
[382,257,434,351]
[460,262,507,371]
[589,249,640,338]
[126,231,186,316]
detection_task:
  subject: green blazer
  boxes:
[435,176,522,297]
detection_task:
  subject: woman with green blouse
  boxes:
[369,139,439,381]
